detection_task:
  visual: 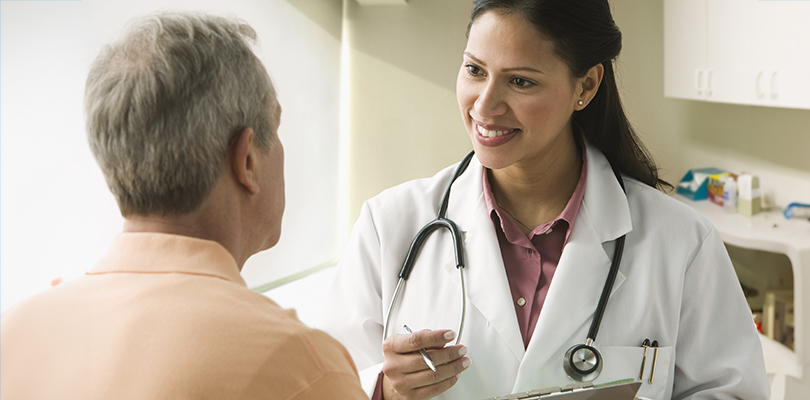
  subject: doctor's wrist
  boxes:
[381,372,403,400]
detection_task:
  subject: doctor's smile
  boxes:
[474,123,520,146]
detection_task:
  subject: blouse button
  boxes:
[517,297,527,307]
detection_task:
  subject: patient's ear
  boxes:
[231,127,261,195]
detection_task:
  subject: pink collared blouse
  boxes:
[482,153,588,349]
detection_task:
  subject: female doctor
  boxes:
[319,1,769,399]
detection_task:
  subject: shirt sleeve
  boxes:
[289,370,370,400]
[246,323,367,400]
[671,227,769,399]
[371,371,385,400]
[286,329,368,400]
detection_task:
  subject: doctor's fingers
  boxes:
[384,345,467,374]
[427,345,468,367]
[383,356,470,400]
[383,329,457,354]
[387,374,460,400]
[422,345,469,372]
[383,353,470,387]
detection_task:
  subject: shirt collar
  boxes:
[483,146,588,244]
[87,232,246,287]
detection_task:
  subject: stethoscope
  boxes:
[382,150,627,382]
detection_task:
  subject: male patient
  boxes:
[1,12,366,400]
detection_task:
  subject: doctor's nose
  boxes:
[474,83,509,118]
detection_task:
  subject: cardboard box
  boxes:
[677,168,726,201]
[708,172,737,206]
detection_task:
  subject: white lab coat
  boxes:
[319,143,769,400]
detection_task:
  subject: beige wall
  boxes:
[610,0,691,184]
[341,0,810,229]
[285,0,342,40]
[343,0,474,227]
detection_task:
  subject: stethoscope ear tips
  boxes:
[563,343,603,382]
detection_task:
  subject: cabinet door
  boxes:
[750,1,810,110]
[664,0,707,100]
[705,0,753,105]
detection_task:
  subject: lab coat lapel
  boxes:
[440,156,526,362]
[512,143,633,392]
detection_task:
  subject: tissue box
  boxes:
[708,172,737,206]
[677,168,726,201]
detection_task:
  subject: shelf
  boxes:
[760,333,803,379]
[674,195,810,258]
[675,194,808,383]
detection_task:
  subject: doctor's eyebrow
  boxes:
[463,51,546,75]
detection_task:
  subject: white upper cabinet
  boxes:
[749,1,810,108]
[705,0,750,104]
[664,0,810,110]
[664,0,707,99]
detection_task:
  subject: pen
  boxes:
[638,338,650,381]
[649,340,659,384]
[403,324,437,372]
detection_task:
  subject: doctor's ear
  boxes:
[231,127,261,195]
[575,63,604,110]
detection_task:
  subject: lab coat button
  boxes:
[517,297,527,307]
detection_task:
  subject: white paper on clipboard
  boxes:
[479,379,641,400]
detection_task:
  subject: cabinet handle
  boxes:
[770,71,778,100]
[756,71,765,99]
[706,69,713,97]
[695,69,704,95]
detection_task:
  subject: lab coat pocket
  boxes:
[594,345,672,400]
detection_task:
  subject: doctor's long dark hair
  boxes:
[468,0,669,190]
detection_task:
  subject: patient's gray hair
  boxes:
[85,11,277,217]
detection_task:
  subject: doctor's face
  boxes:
[456,11,581,171]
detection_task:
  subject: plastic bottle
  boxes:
[723,177,737,213]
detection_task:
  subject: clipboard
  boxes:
[479,379,641,400]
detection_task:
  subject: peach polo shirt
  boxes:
[1,232,367,400]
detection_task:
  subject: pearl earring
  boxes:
[578,100,585,106]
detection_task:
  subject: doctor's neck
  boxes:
[488,136,582,229]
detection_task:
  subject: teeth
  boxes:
[477,124,511,138]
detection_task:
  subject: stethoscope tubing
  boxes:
[586,166,628,343]
[382,267,466,346]
[382,151,475,345]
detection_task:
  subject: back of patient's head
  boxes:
[85,12,278,217]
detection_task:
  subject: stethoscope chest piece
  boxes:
[563,342,603,382]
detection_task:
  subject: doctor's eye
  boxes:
[465,64,484,77]
[511,76,536,89]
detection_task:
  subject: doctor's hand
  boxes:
[381,329,470,400]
